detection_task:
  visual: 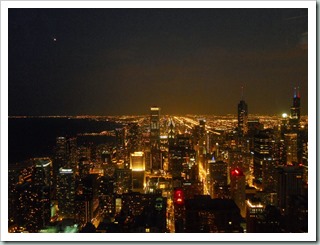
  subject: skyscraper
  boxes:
[130,151,146,171]
[230,167,246,217]
[209,160,229,199]
[33,158,53,188]
[56,168,75,219]
[289,87,301,130]
[237,89,248,137]
[253,130,277,191]
[167,117,175,147]
[284,133,298,165]
[150,106,160,149]
[277,165,303,215]
[150,106,161,170]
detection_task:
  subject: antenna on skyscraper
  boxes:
[241,86,244,100]
[293,87,297,98]
[297,85,300,98]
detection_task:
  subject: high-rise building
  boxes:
[253,131,272,185]
[56,168,75,219]
[33,158,53,188]
[167,118,175,147]
[277,165,303,215]
[289,87,301,130]
[130,151,145,171]
[53,137,77,195]
[245,198,265,233]
[115,168,132,194]
[173,188,186,232]
[284,133,298,165]
[130,151,146,193]
[209,160,229,199]
[33,158,53,227]
[127,123,141,153]
[230,167,246,218]
[184,196,243,232]
[150,106,160,149]
[237,90,248,137]
[150,106,161,170]
[76,174,99,225]
[97,175,115,217]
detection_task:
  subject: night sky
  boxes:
[8,8,308,116]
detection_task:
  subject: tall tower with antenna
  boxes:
[289,86,301,130]
[238,86,248,137]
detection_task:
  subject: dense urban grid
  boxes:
[8,88,308,233]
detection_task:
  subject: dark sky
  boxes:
[8,8,308,116]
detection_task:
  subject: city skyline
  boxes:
[8,8,308,116]
[3,1,316,242]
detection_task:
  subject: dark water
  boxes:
[9,118,122,164]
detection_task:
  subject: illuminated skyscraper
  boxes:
[53,137,77,195]
[130,151,145,171]
[150,106,161,170]
[246,198,265,233]
[130,152,146,193]
[230,167,246,217]
[237,88,248,137]
[150,106,160,149]
[56,168,75,219]
[33,158,53,228]
[209,160,229,198]
[168,118,175,147]
[115,168,132,194]
[253,131,271,184]
[289,87,301,130]
[33,158,53,187]
[284,133,298,165]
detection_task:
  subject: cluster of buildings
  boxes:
[8,88,308,233]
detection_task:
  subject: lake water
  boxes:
[8,117,122,164]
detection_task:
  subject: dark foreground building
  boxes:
[184,195,243,233]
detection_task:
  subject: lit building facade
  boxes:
[289,87,301,130]
[130,151,145,171]
[246,198,265,233]
[150,106,161,170]
[238,98,248,137]
[209,160,229,199]
[284,133,298,165]
[150,106,160,149]
[57,168,75,219]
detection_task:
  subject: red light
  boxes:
[174,189,184,205]
[231,168,243,177]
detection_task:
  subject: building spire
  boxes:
[241,86,244,100]
[297,86,300,98]
[293,87,297,98]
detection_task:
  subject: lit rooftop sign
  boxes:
[246,200,264,208]
[59,168,73,174]
[131,151,144,157]
[35,159,52,168]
